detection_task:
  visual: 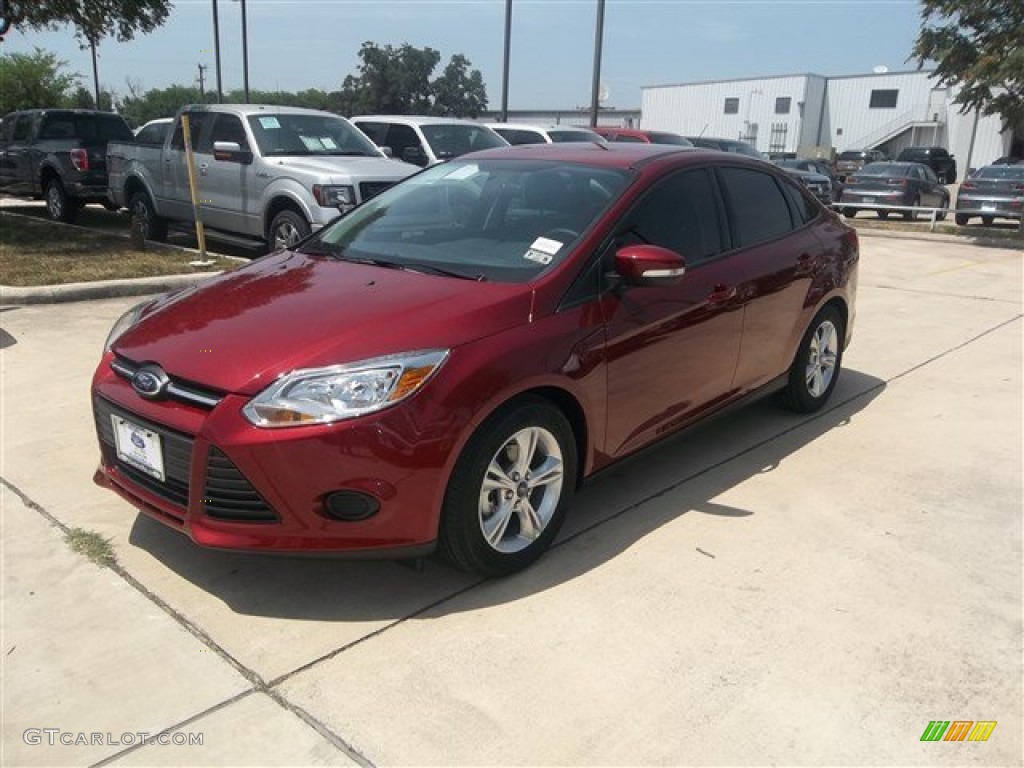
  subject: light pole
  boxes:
[90,37,101,108]
[500,0,511,122]
[211,0,223,101]
[589,0,606,127]
[240,0,250,103]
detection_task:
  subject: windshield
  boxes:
[838,151,866,161]
[548,129,601,143]
[645,132,693,146]
[301,159,631,283]
[419,124,507,159]
[856,162,908,177]
[246,113,381,157]
[975,165,1024,180]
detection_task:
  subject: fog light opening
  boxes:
[324,491,380,521]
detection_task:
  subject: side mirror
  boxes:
[612,244,686,287]
[213,140,253,164]
[379,145,394,158]
[402,146,428,167]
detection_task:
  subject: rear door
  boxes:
[718,165,817,392]
[164,110,214,221]
[2,113,37,195]
[600,167,746,457]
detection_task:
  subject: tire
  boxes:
[129,191,168,242]
[982,216,994,226]
[438,397,577,576]
[903,195,919,221]
[777,306,845,414]
[877,210,889,221]
[44,178,79,223]
[955,213,969,226]
[268,209,311,251]
[936,199,948,222]
[842,208,857,219]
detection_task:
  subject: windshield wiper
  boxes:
[340,255,485,281]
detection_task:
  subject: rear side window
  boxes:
[780,178,819,225]
[354,121,387,145]
[718,167,794,247]
[170,112,212,151]
[12,114,35,141]
[497,128,545,145]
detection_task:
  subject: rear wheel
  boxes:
[268,209,310,251]
[903,194,920,221]
[438,398,577,576]
[44,178,79,223]
[982,216,994,226]
[955,213,969,226]
[842,208,857,219]
[777,306,844,414]
[129,191,168,241]
[877,209,889,221]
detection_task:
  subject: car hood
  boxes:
[264,154,415,182]
[114,251,533,396]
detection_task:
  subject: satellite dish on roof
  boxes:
[598,83,610,104]
[873,65,889,74]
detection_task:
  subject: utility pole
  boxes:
[211,0,223,101]
[90,37,101,109]
[240,0,250,103]
[197,63,208,101]
[500,0,512,122]
[589,0,606,127]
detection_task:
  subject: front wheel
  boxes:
[982,216,994,226]
[903,195,919,221]
[439,398,577,576]
[268,209,311,251]
[44,178,79,223]
[777,306,845,414]
[842,208,857,219]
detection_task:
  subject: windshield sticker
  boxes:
[300,135,325,150]
[321,137,338,149]
[531,237,563,256]
[258,116,281,129]
[524,249,554,265]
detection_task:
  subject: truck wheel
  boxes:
[44,179,79,223]
[269,210,311,251]
[955,213,969,226]
[129,191,168,242]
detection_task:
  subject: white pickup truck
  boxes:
[107,104,416,250]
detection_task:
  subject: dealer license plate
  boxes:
[981,204,997,212]
[111,415,165,481]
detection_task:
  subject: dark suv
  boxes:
[896,146,957,184]
[0,109,134,222]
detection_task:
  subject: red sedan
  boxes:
[93,144,858,575]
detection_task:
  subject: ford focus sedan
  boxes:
[93,144,858,576]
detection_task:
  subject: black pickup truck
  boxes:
[896,146,958,184]
[0,109,134,222]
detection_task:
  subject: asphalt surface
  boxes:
[1,234,1021,766]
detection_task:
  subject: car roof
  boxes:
[488,122,596,133]
[454,141,733,170]
[352,115,488,126]
[183,103,345,118]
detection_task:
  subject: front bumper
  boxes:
[91,357,447,555]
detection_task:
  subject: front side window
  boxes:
[302,159,631,283]
[548,129,600,143]
[495,128,544,145]
[718,167,794,247]
[724,97,740,115]
[618,168,725,264]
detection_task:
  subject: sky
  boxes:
[1,0,928,110]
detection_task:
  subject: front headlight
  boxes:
[103,299,153,353]
[243,349,449,428]
[312,184,355,208]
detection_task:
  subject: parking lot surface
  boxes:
[1,234,1021,766]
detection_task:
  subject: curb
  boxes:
[852,226,1024,250]
[1,272,221,306]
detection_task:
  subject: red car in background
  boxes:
[593,127,693,146]
[93,144,858,576]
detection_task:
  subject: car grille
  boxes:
[94,396,192,513]
[111,356,224,410]
[359,181,393,202]
[203,448,277,522]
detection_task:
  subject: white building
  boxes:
[641,70,1018,181]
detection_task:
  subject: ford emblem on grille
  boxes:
[131,365,170,399]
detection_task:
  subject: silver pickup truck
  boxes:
[108,104,416,250]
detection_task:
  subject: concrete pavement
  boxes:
[1,235,1021,765]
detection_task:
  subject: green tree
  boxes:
[67,85,115,111]
[10,0,172,44]
[431,54,488,117]
[0,49,80,113]
[912,0,1024,130]
[118,83,204,127]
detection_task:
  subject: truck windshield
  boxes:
[419,124,507,159]
[247,113,382,157]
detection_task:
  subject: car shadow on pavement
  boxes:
[127,369,885,621]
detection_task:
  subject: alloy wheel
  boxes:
[805,320,839,398]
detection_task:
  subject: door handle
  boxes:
[708,284,736,304]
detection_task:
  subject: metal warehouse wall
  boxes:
[642,74,816,152]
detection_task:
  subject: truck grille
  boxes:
[359,181,393,202]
